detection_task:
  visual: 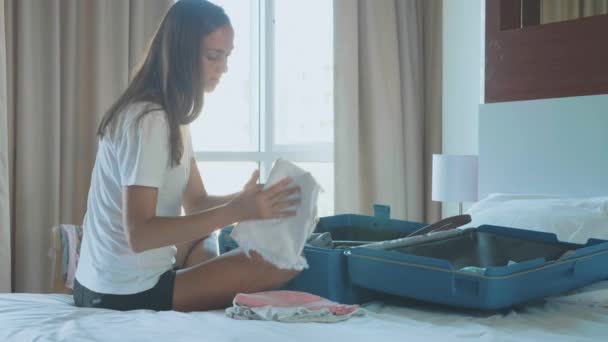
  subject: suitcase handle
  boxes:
[406,215,472,238]
[332,215,472,249]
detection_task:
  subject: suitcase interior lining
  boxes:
[391,230,573,269]
[318,226,412,242]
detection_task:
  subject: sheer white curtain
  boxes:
[2,0,172,293]
[334,0,442,223]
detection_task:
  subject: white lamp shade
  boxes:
[432,154,478,203]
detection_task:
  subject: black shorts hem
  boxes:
[73,269,176,311]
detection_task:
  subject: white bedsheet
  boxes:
[2,284,608,342]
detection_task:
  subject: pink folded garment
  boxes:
[234,290,360,315]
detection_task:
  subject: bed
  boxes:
[2,289,608,341]
[3,95,608,341]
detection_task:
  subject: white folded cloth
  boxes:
[230,159,321,270]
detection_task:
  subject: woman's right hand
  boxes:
[228,176,301,222]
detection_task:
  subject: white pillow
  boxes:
[465,193,608,244]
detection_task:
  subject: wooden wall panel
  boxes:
[485,0,608,103]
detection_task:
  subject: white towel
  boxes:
[230,159,321,270]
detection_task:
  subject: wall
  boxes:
[441,0,484,217]
[442,1,608,218]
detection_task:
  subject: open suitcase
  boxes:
[218,205,608,310]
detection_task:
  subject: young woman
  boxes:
[74,0,301,312]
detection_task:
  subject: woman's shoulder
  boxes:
[111,102,169,141]
[112,101,167,134]
[122,101,167,124]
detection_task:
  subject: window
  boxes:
[191,0,334,216]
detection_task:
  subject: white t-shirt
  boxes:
[75,102,192,295]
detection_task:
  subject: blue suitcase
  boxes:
[219,206,608,310]
[347,224,608,310]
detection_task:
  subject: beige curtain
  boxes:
[541,0,608,24]
[334,0,442,223]
[1,0,10,293]
[2,0,171,293]
[582,0,608,16]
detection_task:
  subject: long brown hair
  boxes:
[98,0,230,166]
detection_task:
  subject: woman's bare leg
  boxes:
[175,234,218,268]
[172,248,300,312]
[174,239,202,269]
[182,235,218,268]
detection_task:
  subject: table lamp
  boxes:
[432,154,478,215]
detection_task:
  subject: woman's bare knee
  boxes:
[182,237,218,268]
